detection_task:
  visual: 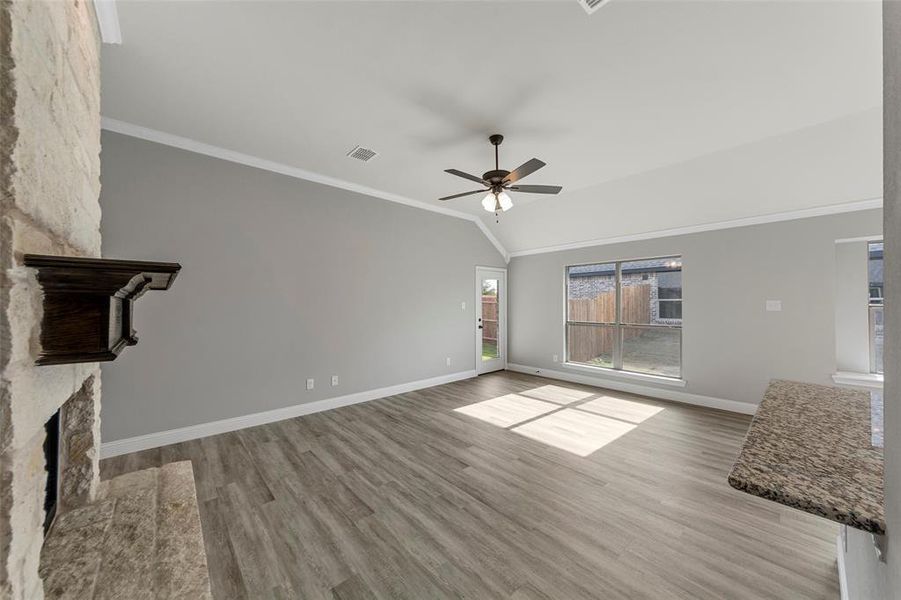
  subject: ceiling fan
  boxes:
[440,134,562,213]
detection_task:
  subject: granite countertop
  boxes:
[728,379,885,535]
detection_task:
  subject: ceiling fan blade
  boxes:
[445,169,488,185]
[503,158,546,183]
[439,189,488,201]
[508,184,563,194]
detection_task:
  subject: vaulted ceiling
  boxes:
[101,0,883,256]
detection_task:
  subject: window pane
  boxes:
[869,242,884,374]
[567,324,615,368]
[871,305,884,374]
[869,242,883,305]
[619,257,682,325]
[567,263,616,324]
[658,300,682,320]
[482,279,499,360]
[621,326,681,378]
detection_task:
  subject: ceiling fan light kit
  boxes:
[481,190,513,213]
[440,134,563,217]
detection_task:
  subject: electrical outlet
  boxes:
[765,300,782,312]
[446,357,451,367]
[331,375,339,386]
[461,301,466,311]
[553,354,559,363]
[306,378,314,390]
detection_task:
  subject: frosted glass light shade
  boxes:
[481,192,514,212]
[497,191,513,211]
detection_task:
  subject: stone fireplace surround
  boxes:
[1,0,105,596]
[48,376,103,518]
[1,3,212,598]
[0,364,102,600]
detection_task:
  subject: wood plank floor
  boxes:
[101,371,840,600]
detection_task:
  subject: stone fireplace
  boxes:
[1,0,104,598]
[41,411,59,535]
[2,4,210,598]
[42,377,103,530]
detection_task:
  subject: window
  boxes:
[481,279,499,361]
[868,242,884,374]
[656,270,682,320]
[566,256,682,379]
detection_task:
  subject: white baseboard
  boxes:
[837,532,849,600]
[506,363,757,415]
[832,371,884,391]
[100,370,476,459]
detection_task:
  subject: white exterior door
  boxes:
[476,267,506,374]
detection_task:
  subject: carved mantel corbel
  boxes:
[23,255,181,365]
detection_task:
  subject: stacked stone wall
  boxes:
[0,2,102,598]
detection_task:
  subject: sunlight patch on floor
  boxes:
[518,384,594,405]
[454,394,559,427]
[512,409,636,457]
[454,384,665,457]
[576,395,664,424]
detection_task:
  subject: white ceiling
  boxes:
[101,0,883,255]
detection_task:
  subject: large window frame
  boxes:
[565,256,683,380]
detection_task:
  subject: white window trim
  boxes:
[564,361,687,387]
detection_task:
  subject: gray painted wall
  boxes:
[835,240,873,374]
[99,132,504,442]
[508,209,882,408]
[842,3,901,598]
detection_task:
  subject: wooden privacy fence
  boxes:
[567,285,651,363]
[568,284,651,323]
[481,295,498,342]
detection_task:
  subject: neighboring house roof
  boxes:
[569,258,682,278]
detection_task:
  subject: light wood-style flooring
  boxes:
[101,371,840,600]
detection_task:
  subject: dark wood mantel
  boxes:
[24,255,181,365]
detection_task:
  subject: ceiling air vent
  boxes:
[578,0,614,14]
[346,145,378,163]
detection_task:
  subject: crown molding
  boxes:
[101,117,879,264]
[472,219,509,263]
[92,0,122,44]
[507,197,884,258]
[835,234,883,244]
[100,117,510,262]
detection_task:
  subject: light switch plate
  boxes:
[766,300,782,312]
[331,375,339,386]
[306,378,314,390]
[461,301,466,311]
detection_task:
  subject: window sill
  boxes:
[831,371,884,391]
[563,362,687,388]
